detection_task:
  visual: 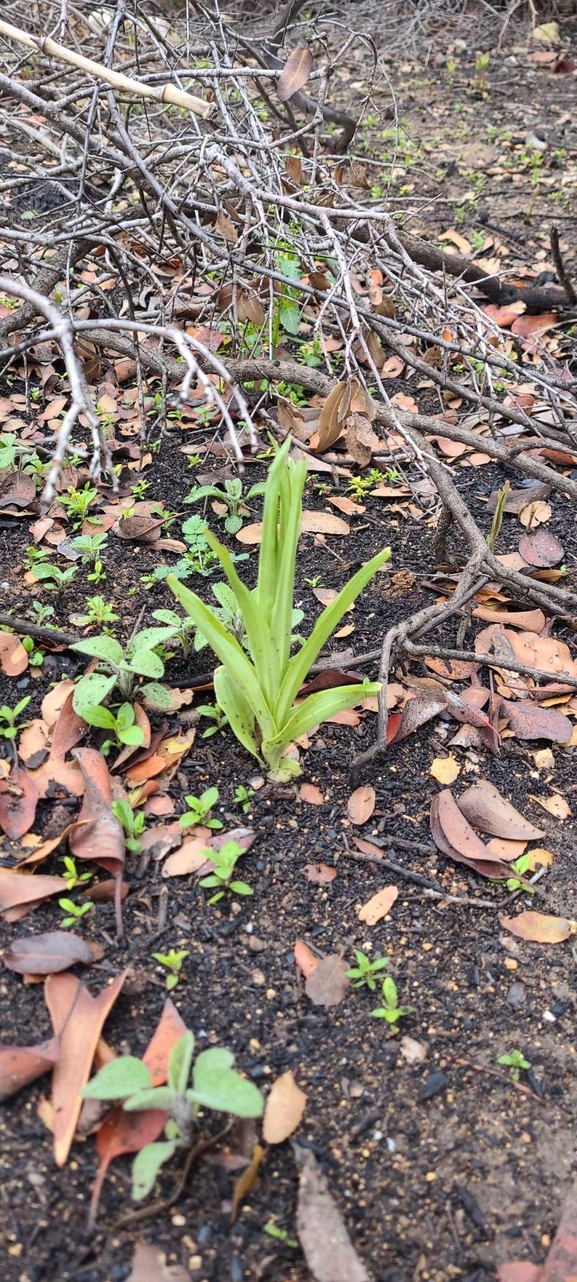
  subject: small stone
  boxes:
[506,982,526,1010]
[249,936,267,952]
[504,958,518,971]
[425,1171,436,1182]
[400,1036,427,1065]
[171,1213,186,1226]
[418,1071,448,1102]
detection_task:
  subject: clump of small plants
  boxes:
[82,1029,263,1201]
[200,840,252,903]
[346,950,390,991]
[179,786,222,830]
[0,696,31,740]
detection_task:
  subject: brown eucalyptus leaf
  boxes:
[316,381,349,451]
[430,795,511,879]
[304,863,337,884]
[519,527,564,567]
[0,869,68,912]
[294,939,319,979]
[0,1036,60,1102]
[0,631,28,676]
[263,1071,307,1144]
[305,954,349,1007]
[392,680,447,741]
[4,930,96,975]
[0,767,39,839]
[500,911,574,944]
[347,785,375,825]
[502,700,572,744]
[295,1144,370,1282]
[435,790,505,863]
[128,1241,190,1282]
[277,46,314,102]
[357,885,398,925]
[456,780,544,840]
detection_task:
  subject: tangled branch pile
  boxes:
[1,0,576,770]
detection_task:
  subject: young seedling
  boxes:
[60,484,98,526]
[234,785,254,814]
[82,1029,263,1202]
[263,1223,298,1248]
[31,562,78,591]
[0,696,31,740]
[196,703,229,739]
[491,853,536,895]
[497,1049,531,1082]
[151,608,196,658]
[200,840,252,903]
[59,898,93,929]
[81,702,145,755]
[185,477,266,535]
[168,439,388,780]
[71,623,179,713]
[72,532,109,565]
[371,977,413,1027]
[61,855,93,892]
[346,950,389,991]
[75,596,119,628]
[152,947,189,991]
[112,797,147,852]
[179,786,222,830]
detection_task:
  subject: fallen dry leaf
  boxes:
[486,838,527,862]
[0,631,28,676]
[161,837,213,878]
[17,719,49,767]
[295,1144,370,1282]
[357,885,398,925]
[263,1071,307,1144]
[231,1143,264,1222]
[456,781,544,840]
[500,911,574,944]
[304,863,337,884]
[539,1182,577,1282]
[530,793,572,820]
[430,755,461,785]
[435,789,503,863]
[519,527,564,568]
[50,689,86,759]
[0,766,39,840]
[3,931,96,975]
[502,700,572,745]
[305,955,349,1007]
[128,1241,190,1282]
[45,970,126,1166]
[0,1037,60,1102]
[69,749,126,935]
[41,679,77,728]
[294,940,319,979]
[519,500,552,529]
[0,868,68,914]
[277,45,313,101]
[497,1265,540,1282]
[347,785,375,825]
[430,795,511,880]
[299,783,325,805]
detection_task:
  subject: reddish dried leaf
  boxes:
[143,997,188,1086]
[50,689,86,759]
[294,940,319,979]
[503,700,572,744]
[295,1145,370,1282]
[430,794,512,879]
[4,930,95,975]
[519,527,564,568]
[500,911,573,944]
[316,381,349,451]
[347,785,375,825]
[392,680,448,742]
[472,606,546,632]
[18,719,49,767]
[277,46,314,102]
[305,955,349,1007]
[0,631,28,676]
[497,1265,540,1282]
[304,863,337,884]
[456,780,544,840]
[128,1241,190,1282]
[45,970,127,1166]
[540,1184,577,1282]
[0,767,39,839]
[511,312,558,338]
[263,1071,307,1144]
[69,749,125,934]
[436,789,503,862]
[299,783,325,805]
[0,1036,60,1102]
[0,868,67,912]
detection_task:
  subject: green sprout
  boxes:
[346,950,389,991]
[152,947,189,992]
[60,855,93,892]
[200,840,252,904]
[179,786,222,830]
[185,477,266,535]
[0,696,31,740]
[234,785,254,814]
[497,1049,531,1082]
[112,797,147,852]
[371,976,413,1026]
[59,898,93,929]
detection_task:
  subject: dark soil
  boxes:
[2,22,577,1282]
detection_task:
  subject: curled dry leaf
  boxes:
[456,780,544,841]
[294,939,319,979]
[0,631,28,676]
[357,884,398,925]
[294,1144,370,1282]
[347,785,375,825]
[435,789,502,863]
[162,836,214,878]
[430,794,511,879]
[471,606,546,633]
[305,954,349,1007]
[263,1071,307,1144]
[519,500,552,529]
[45,970,127,1167]
[3,930,96,975]
[0,868,68,913]
[69,748,126,935]
[502,700,572,745]
[18,719,50,768]
[529,793,572,820]
[316,380,349,451]
[486,838,527,862]
[500,911,574,944]
[0,767,39,839]
[305,863,337,884]
[0,1036,60,1102]
[50,689,86,759]
[277,46,314,102]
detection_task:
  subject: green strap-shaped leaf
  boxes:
[202,530,280,707]
[214,667,260,758]
[275,547,390,723]
[264,681,381,755]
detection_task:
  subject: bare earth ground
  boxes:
[1,16,577,1282]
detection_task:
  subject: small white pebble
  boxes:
[386,1137,396,1153]
[245,923,254,934]
[543,1010,556,1023]
[373,1130,383,1142]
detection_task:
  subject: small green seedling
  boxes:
[152,947,189,991]
[234,785,254,814]
[60,484,98,526]
[196,703,229,739]
[179,786,222,830]
[112,798,147,852]
[495,853,536,894]
[75,596,119,628]
[59,898,92,929]
[185,477,266,535]
[22,635,44,668]
[0,696,31,740]
[151,609,196,658]
[81,1029,263,1202]
[71,624,179,713]
[264,1223,298,1247]
[371,977,413,1026]
[200,839,252,903]
[72,532,109,565]
[498,1049,531,1082]
[81,701,145,755]
[346,950,389,991]
[61,856,93,892]
[31,562,78,591]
